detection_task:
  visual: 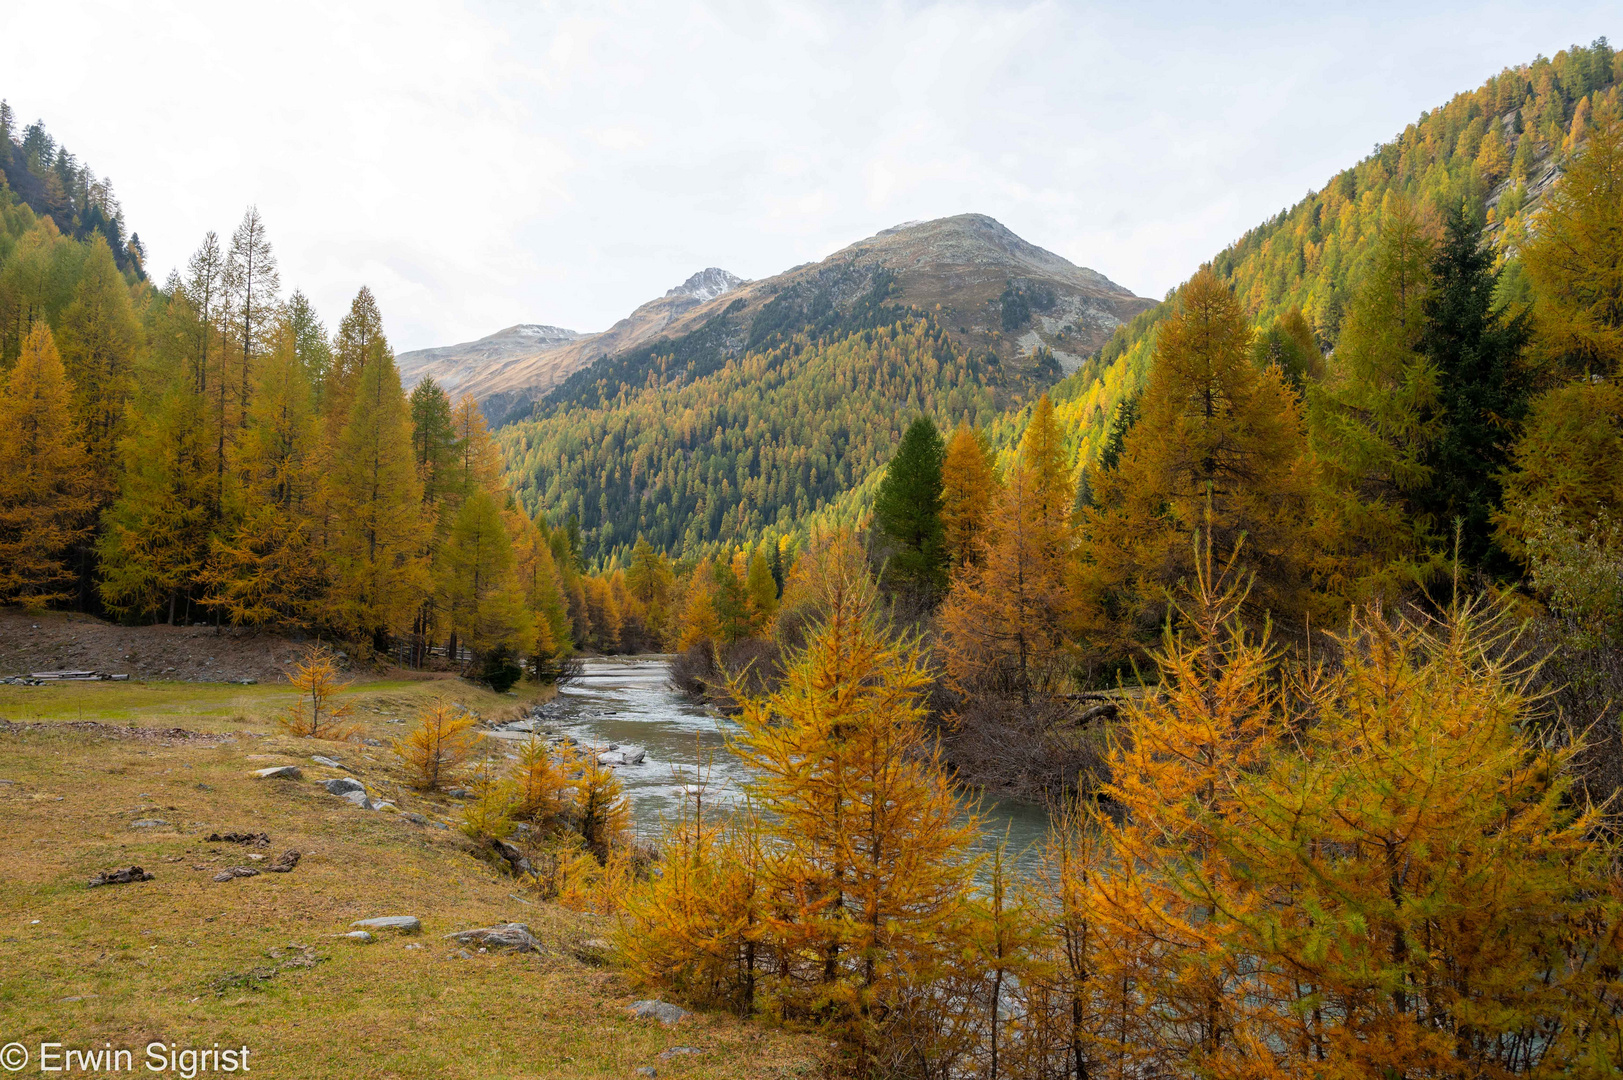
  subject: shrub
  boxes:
[277,645,356,740]
[393,701,480,791]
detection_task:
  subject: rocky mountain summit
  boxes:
[426,267,750,419]
[667,267,743,302]
[412,214,1147,422]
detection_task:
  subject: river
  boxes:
[492,655,1052,874]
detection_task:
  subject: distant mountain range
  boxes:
[399,214,1151,424]
[397,267,750,412]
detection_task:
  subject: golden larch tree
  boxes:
[0,322,96,606]
[1077,269,1315,658]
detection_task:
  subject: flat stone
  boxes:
[212,866,259,882]
[344,931,374,943]
[628,999,689,1025]
[350,916,420,933]
[338,790,372,810]
[252,766,302,780]
[443,923,541,952]
[371,801,396,812]
[129,819,168,829]
[311,755,349,770]
[636,1069,657,1079]
[320,777,366,796]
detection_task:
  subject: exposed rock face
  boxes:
[456,267,748,422]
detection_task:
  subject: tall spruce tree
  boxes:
[871,415,947,594]
[1417,207,1530,573]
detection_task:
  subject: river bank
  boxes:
[489,655,1052,872]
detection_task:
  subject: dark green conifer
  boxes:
[1418,207,1531,573]
[872,415,947,594]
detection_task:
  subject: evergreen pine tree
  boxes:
[871,415,947,594]
[1417,207,1531,573]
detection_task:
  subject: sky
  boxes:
[6,1,1617,352]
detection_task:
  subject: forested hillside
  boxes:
[499,216,1151,566]
[1025,38,1622,480]
[0,101,141,277]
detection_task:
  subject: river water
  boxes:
[492,655,1052,873]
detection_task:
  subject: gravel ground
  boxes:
[0,609,322,684]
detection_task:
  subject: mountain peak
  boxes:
[666,267,744,303]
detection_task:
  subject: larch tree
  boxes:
[1078,270,1315,659]
[97,378,215,623]
[938,395,1076,702]
[729,546,980,1051]
[1523,98,1623,377]
[55,234,138,473]
[0,322,96,605]
[939,424,997,569]
[324,348,430,649]
[328,286,390,424]
[409,377,457,507]
[204,321,320,627]
[284,290,332,402]
[871,415,947,595]
[625,536,675,641]
[441,488,532,659]
[745,547,778,630]
[223,206,279,429]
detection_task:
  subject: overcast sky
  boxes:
[7,2,1617,351]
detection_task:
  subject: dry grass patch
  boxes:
[0,708,822,1080]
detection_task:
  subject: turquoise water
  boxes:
[501,655,1052,874]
